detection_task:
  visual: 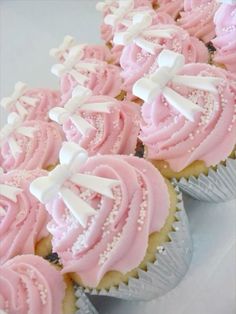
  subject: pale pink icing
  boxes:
[177,0,219,43]
[212,4,236,73]
[0,170,50,264]
[120,24,209,96]
[140,64,236,171]
[0,255,65,314]
[44,155,169,287]
[3,88,60,121]
[82,44,113,63]
[60,60,123,104]
[157,0,184,19]
[61,96,140,156]
[0,121,64,172]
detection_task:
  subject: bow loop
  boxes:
[0,184,23,202]
[30,142,120,227]
[50,35,76,60]
[96,0,115,11]
[104,0,134,26]
[133,49,222,121]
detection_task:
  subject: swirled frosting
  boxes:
[156,0,184,19]
[140,64,236,171]
[61,96,140,156]
[120,25,208,96]
[82,44,113,63]
[60,60,123,104]
[0,121,64,172]
[44,155,169,288]
[0,169,50,264]
[177,0,219,43]
[212,4,236,74]
[0,255,66,314]
[3,88,60,121]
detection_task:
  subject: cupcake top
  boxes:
[115,13,208,95]
[50,35,113,63]
[51,45,123,102]
[133,50,236,172]
[0,169,50,264]
[0,82,60,121]
[177,0,219,43]
[156,0,184,20]
[0,113,64,172]
[49,86,140,156]
[212,1,236,73]
[30,142,170,288]
[0,254,66,314]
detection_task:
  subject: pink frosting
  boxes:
[44,155,169,287]
[120,24,209,96]
[212,4,236,73]
[140,64,236,171]
[177,0,219,43]
[61,96,140,156]
[157,0,184,19]
[0,121,64,172]
[0,169,50,264]
[82,44,113,63]
[60,60,123,104]
[4,88,60,121]
[0,255,65,314]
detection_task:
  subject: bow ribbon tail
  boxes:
[1,97,14,110]
[17,127,37,138]
[8,137,22,158]
[70,69,88,85]
[172,76,222,94]
[143,29,174,39]
[80,102,112,113]
[77,62,98,72]
[21,96,39,107]
[15,101,28,117]
[60,187,96,227]
[49,107,70,124]
[71,173,120,199]
[133,36,161,54]
[163,87,203,121]
[70,115,95,136]
[0,184,23,202]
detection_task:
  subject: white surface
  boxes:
[0,1,236,313]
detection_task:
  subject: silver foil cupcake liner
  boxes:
[75,288,99,314]
[173,156,236,202]
[81,185,192,301]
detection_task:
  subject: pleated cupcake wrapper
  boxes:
[173,156,236,202]
[80,185,192,301]
[75,288,99,314]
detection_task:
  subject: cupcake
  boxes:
[51,44,124,103]
[0,169,52,264]
[177,0,219,43]
[0,112,64,172]
[49,85,140,156]
[113,13,209,99]
[0,254,98,314]
[30,142,192,300]
[211,1,236,73]
[50,35,113,64]
[133,49,236,202]
[1,81,60,121]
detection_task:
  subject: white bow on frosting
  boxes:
[1,82,39,118]
[96,0,116,11]
[0,112,37,158]
[30,142,120,227]
[51,45,99,85]
[49,86,112,135]
[104,0,134,27]
[133,49,222,121]
[0,184,22,203]
[113,13,175,54]
[50,35,77,61]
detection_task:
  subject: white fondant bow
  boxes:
[96,0,116,11]
[0,112,37,158]
[50,35,76,61]
[51,45,98,85]
[104,0,134,27]
[1,82,38,118]
[30,142,120,227]
[133,49,222,121]
[49,86,112,135]
[0,184,22,202]
[113,13,175,54]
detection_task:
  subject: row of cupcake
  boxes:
[0,0,236,312]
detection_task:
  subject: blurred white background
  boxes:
[0,1,235,313]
